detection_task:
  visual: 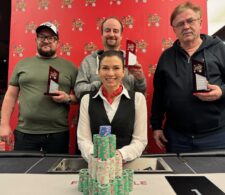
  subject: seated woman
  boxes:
[77,50,148,162]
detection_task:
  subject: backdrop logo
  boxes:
[72,18,84,31]
[16,0,26,12]
[38,0,49,10]
[110,0,122,5]
[148,64,156,77]
[121,15,134,29]
[13,44,24,57]
[96,17,105,30]
[70,115,78,128]
[148,14,160,27]
[162,38,174,51]
[61,0,74,8]
[85,0,96,7]
[135,40,148,53]
[60,43,72,56]
[25,22,36,34]
[84,42,97,54]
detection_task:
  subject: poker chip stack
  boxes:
[78,125,134,194]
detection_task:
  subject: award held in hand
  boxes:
[192,59,209,92]
[44,66,59,96]
[125,40,137,66]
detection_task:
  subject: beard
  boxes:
[37,47,56,57]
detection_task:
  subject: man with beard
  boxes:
[75,17,146,99]
[151,2,225,153]
[0,22,78,153]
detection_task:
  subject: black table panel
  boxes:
[182,157,225,173]
[163,157,193,174]
[27,157,61,173]
[0,157,42,173]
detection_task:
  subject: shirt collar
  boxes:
[93,85,131,100]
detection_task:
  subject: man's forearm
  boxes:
[0,86,19,125]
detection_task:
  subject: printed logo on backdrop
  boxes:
[110,0,122,5]
[16,0,26,12]
[148,64,156,78]
[84,42,97,54]
[148,14,160,27]
[60,43,72,56]
[85,0,96,7]
[122,15,134,29]
[38,0,49,10]
[96,17,106,30]
[25,22,36,34]
[135,40,148,53]
[162,38,174,51]
[61,0,74,8]
[13,45,24,57]
[72,18,84,31]
[70,115,78,128]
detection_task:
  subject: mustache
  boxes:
[40,43,51,46]
[106,37,117,40]
[182,30,193,34]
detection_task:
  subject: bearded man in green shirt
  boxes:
[0,22,78,153]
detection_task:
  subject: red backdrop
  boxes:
[8,0,207,154]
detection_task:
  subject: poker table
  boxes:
[0,151,225,194]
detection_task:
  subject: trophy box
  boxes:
[125,40,137,66]
[192,59,209,92]
[44,66,59,96]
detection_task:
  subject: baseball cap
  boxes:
[36,22,59,37]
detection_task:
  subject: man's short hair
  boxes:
[100,17,123,34]
[170,1,202,26]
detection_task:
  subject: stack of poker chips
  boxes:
[78,125,134,195]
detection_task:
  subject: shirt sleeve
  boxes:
[70,64,78,89]
[150,56,166,130]
[134,77,146,94]
[74,57,101,99]
[9,61,21,86]
[118,92,148,162]
[77,94,94,161]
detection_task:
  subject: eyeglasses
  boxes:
[37,35,58,43]
[173,18,200,29]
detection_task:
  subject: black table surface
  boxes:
[0,151,225,174]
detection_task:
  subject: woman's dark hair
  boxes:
[98,50,125,70]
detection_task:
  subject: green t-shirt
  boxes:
[10,56,78,134]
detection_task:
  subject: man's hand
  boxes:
[153,129,168,151]
[0,124,13,145]
[193,84,222,101]
[52,91,71,103]
[128,63,144,80]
